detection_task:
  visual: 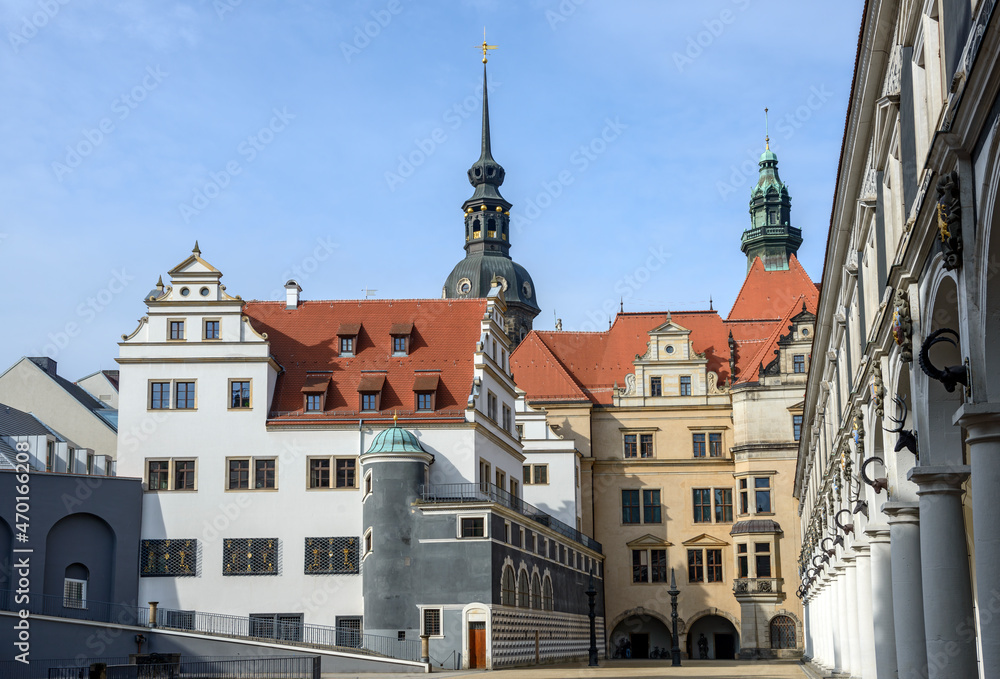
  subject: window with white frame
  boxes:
[422,608,442,636]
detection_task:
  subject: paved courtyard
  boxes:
[325,659,810,678]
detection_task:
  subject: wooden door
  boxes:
[469,622,486,668]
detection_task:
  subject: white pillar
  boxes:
[853,539,877,679]
[955,405,1000,678]
[843,555,862,677]
[834,565,847,674]
[909,466,977,679]
[865,525,898,679]
[884,501,927,679]
[804,598,814,660]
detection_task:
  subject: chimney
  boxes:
[28,357,58,376]
[285,280,302,310]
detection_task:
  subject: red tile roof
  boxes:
[735,295,816,383]
[728,255,819,321]
[243,299,487,423]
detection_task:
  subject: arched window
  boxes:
[473,219,481,239]
[501,566,516,606]
[530,573,541,609]
[542,575,553,611]
[487,217,496,237]
[517,569,530,608]
[63,563,89,609]
[770,615,796,649]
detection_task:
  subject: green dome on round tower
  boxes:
[364,426,427,455]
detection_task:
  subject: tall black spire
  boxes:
[463,64,510,230]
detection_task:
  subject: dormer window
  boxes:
[390,323,413,357]
[413,373,439,412]
[337,323,361,357]
[301,373,330,413]
[357,373,385,412]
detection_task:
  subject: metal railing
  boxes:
[419,482,602,552]
[0,594,419,663]
[733,577,783,594]
[48,656,317,679]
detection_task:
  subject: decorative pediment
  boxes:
[649,320,691,336]
[682,533,730,547]
[168,255,220,276]
[787,400,805,413]
[626,534,673,549]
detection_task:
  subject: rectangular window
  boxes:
[533,465,548,485]
[46,441,54,472]
[361,393,377,411]
[148,460,170,490]
[150,382,170,409]
[706,548,723,582]
[509,479,519,499]
[755,477,772,513]
[793,414,803,441]
[174,460,196,490]
[496,469,506,492]
[709,432,722,457]
[755,542,772,577]
[651,549,667,583]
[460,517,485,538]
[650,376,662,396]
[205,320,220,340]
[175,382,196,409]
[228,459,250,490]
[254,459,276,489]
[306,394,322,412]
[141,538,197,576]
[643,489,661,524]
[522,465,531,485]
[737,544,749,578]
[223,537,277,575]
[231,380,251,409]
[309,458,330,488]
[336,459,357,488]
[693,488,712,523]
[502,404,512,432]
[63,578,87,609]
[793,354,806,373]
[422,609,442,636]
[340,337,354,355]
[393,337,407,354]
[680,375,692,396]
[622,489,640,524]
[632,549,648,583]
[304,536,359,574]
[640,433,653,458]
[739,478,749,514]
[487,392,497,420]
[479,460,491,491]
[364,531,372,556]
[169,320,185,340]
[692,433,706,457]
[417,392,433,411]
[623,434,637,458]
[714,488,733,523]
[687,549,704,582]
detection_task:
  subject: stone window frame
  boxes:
[144,457,198,492]
[420,607,444,638]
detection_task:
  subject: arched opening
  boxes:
[63,563,89,609]
[0,518,12,597]
[44,513,116,612]
[686,614,739,660]
[473,219,481,239]
[501,565,515,606]
[610,614,671,659]
[980,140,1000,400]
[921,275,965,466]
[530,573,541,609]
[770,615,796,649]
[487,217,496,237]
[541,575,553,611]
[517,569,529,608]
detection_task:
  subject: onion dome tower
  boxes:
[443,39,540,346]
[741,114,803,272]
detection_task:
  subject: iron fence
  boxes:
[41,657,317,679]
[419,482,603,552]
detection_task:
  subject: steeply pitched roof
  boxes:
[242,299,488,422]
[735,295,815,383]
[728,254,818,321]
[0,403,63,437]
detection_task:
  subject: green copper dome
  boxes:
[741,144,802,272]
[364,426,427,455]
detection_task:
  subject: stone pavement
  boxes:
[323,659,810,679]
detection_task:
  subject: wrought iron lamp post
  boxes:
[668,568,681,666]
[587,566,599,666]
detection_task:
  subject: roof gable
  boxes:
[727,254,817,321]
[681,533,730,547]
[625,534,673,548]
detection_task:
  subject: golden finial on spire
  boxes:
[764,107,770,150]
[393,409,398,426]
[477,27,497,64]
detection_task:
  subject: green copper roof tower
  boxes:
[741,110,802,272]
[443,36,540,347]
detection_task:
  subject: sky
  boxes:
[0,0,865,382]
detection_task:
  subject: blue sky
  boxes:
[0,0,864,381]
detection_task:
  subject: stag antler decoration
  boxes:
[835,508,855,535]
[860,456,889,495]
[918,328,968,393]
[884,395,918,456]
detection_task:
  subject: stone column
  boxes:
[833,566,846,674]
[883,502,926,679]
[803,597,813,661]
[853,539,877,679]
[955,404,1000,678]
[865,525,897,679]
[843,554,862,677]
[908,466,977,679]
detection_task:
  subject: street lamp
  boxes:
[586,566,599,666]
[668,568,681,666]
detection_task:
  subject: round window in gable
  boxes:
[200,287,210,296]
[665,345,674,354]
[802,328,809,336]
[180,287,190,297]
[457,278,472,295]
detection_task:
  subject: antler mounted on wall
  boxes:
[834,508,855,534]
[918,328,968,393]
[884,395,918,456]
[860,457,889,495]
